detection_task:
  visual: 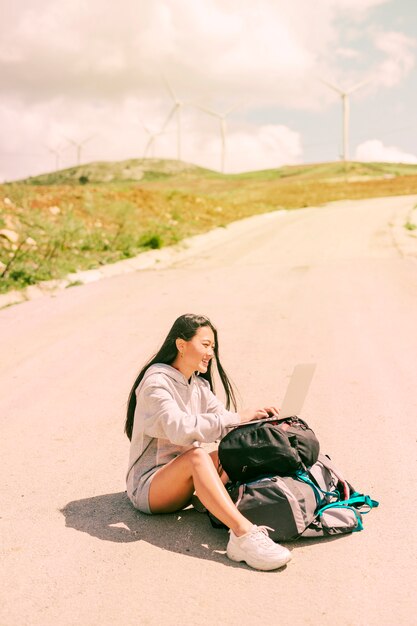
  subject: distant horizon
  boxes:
[4,156,417,186]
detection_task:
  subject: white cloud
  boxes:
[326,0,388,10]
[203,124,303,173]
[355,139,417,164]
[0,0,394,106]
[373,30,416,87]
[335,47,361,59]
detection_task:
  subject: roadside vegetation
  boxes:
[1,158,417,294]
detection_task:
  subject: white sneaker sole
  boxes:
[226,546,292,571]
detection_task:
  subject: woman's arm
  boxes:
[203,382,279,436]
[139,384,238,446]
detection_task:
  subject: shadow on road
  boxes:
[61,491,240,566]
[60,491,344,568]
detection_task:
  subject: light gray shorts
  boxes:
[128,469,157,515]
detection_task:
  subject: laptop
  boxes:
[279,363,316,418]
[228,363,316,427]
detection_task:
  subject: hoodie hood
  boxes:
[141,363,191,387]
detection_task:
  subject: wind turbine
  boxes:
[320,78,371,161]
[193,103,241,173]
[64,134,95,166]
[45,144,65,171]
[141,122,166,159]
[161,78,185,161]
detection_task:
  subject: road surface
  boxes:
[1,195,417,626]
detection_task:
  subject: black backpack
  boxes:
[218,416,320,483]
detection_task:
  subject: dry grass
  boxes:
[1,159,417,293]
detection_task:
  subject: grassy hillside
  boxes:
[1,159,417,294]
[20,158,417,186]
[22,158,216,185]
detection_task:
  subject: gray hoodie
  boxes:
[126,363,239,504]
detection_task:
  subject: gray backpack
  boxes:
[208,454,379,541]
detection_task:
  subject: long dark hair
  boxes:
[124,313,238,440]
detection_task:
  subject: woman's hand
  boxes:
[238,406,280,424]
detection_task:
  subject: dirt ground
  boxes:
[1,195,417,626]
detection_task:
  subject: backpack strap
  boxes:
[295,470,340,506]
[344,492,380,513]
[234,484,245,508]
[316,454,351,499]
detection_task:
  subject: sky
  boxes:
[1,0,417,181]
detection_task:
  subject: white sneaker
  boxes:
[226,525,292,571]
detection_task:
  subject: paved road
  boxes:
[1,195,417,626]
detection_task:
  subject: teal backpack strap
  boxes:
[345,492,380,513]
[295,470,340,505]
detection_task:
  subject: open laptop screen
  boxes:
[279,363,316,418]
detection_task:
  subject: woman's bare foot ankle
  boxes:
[231,522,254,537]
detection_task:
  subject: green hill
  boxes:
[21,158,217,185]
[19,157,417,187]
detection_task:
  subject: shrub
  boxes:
[139,233,162,249]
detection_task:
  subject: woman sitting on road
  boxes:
[124,313,291,571]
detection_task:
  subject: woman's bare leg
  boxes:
[208,449,229,485]
[148,447,253,536]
